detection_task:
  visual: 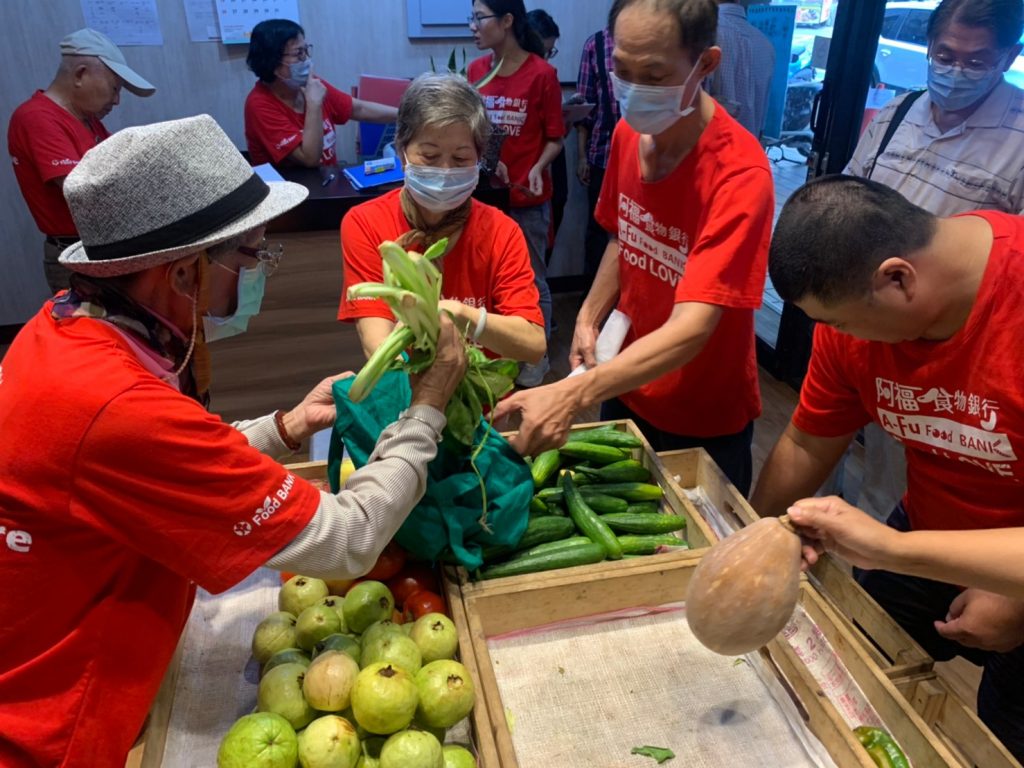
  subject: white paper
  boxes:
[183,0,220,42]
[252,163,285,183]
[81,0,163,46]
[567,309,632,378]
[215,0,300,45]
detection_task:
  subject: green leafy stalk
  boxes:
[472,56,504,90]
[348,325,415,403]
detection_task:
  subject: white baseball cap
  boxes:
[59,28,156,97]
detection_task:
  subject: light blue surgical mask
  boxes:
[284,58,312,89]
[927,58,1004,112]
[611,62,701,136]
[203,266,266,341]
[403,161,480,213]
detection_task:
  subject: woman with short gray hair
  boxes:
[340,72,546,366]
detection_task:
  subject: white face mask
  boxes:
[403,161,479,213]
[611,61,702,135]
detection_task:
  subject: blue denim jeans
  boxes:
[856,504,1024,762]
[509,203,551,341]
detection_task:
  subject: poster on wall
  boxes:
[80,0,163,46]
[214,0,301,45]
[748,4,797,141]
[183,0,221,42]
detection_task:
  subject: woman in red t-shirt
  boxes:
[466,0,564,386]
[339,73,546,365]
[243,19,397,168]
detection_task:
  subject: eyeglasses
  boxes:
[928,51,1005,80]
[467,13,499,26]
[282,43,313,62]
[213,241,283,277]
[545,46,558,60]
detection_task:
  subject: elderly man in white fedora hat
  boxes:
[0,114,465,766]
[8,27,158,294]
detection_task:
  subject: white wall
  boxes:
[0,0,610,324]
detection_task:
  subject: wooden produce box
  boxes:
[658,447,932,680]
[893,673,1022,768]
[461,556,965,768]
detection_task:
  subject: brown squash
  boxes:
[686,516,802,655]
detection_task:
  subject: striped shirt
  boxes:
[576,28,620,169]
[846,80,1024,215]
[708,3,776,138]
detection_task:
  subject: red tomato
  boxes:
[363,542,407,581]
[387,563,438,608]
[403,589,447,621]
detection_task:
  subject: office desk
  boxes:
[266,166,511,233]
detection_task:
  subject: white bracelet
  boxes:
[472,307,488,342]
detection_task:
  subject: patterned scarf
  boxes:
[396,188,471,251]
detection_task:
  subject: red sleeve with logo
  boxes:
[338,194,397,321]
[70,383,320,594]
[324,80,354,125]
[245,82,303,165]
[17,112,107,184]
[793,324,874,437]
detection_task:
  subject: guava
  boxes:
[314,633,361,664]
[280,575,330,616]
[263,648,311,677]
[296,605,343,651]
[401,623,414,636]
[296,714,360,768]
[343,581,395,634]
[258,662,317,730]
[409,614,458,663]
[354,736,386,768]
[303,650,360,711]
[252,612,299,664]
[360,633,422,675]
[319,595,350,633]
[217,711,298,768]
[415,660,475,729]
[442,745,477,768]
[410,716,446,744]
[379,729,443,768]
[360,619,404,650]
[350,662,418,735]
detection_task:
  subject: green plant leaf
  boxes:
[445,390,477,447]
[429,54,437,73]
[483,358,520,379]
[447,48,457,74]
[630,746,675,764]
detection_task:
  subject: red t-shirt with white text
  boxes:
[467,54,563,208]
[0,305,320,766]
[244,78,353,166]
[7,91,110,235]
[338,189,544,346]
[594,110,773,437]
[793,211,1024,532]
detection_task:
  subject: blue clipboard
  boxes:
[342,158,405,190]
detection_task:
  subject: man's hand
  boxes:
[569,317,600,369]
[934,589,1024,653]
[787,496,901,571]
[410,315,466,412]
[526,164,544,197]
[303,72,327,108]
[284,372,354,442]
[492,376,582,456]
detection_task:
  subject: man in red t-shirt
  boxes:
[0,115,465,767]
[495,0,773,493]
[751,175,1024,761]
[242,19,397,168]
[7,28,155,293]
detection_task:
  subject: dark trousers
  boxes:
[547,147,568,265]
[43,237,72,293]
[583,165,608,289]
[600,397,754,495]
[857,504,1024,762]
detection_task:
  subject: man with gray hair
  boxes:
[7,28,156,293]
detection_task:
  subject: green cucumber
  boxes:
[853,727,910,768]
[514,536,591,558]
[567,428,643,448]
[530,449,561,489]
[528,496,548,516]
[599,513,687,534]
[625,502,661,515]
[563,474,623,560]
[532,487,629,514]
[577,459,651,483]
[478,541,606,579]
[580,482,663,502]
[480,516,575,562]
[558,442,631,465]
[616,534,688,555]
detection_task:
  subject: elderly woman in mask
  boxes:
[243,18,397,168]
[339,72,546,363]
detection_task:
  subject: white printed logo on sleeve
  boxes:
[234,473,297,536]
[876,378,1018,478]
[617,193,689,287]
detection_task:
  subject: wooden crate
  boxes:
[893,673,1021,768]
[658,447,932,679]
[461,556,964,768]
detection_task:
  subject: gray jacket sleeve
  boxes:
[264,405,446,579]
[234,413,295,461]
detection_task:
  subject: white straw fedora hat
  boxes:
[59,115,308,277]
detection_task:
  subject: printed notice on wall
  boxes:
[214,0,300,45]
[81,0,163,46]
[183,0,221,42]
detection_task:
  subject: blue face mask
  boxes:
[203,266,266,341]
[403,161,479,213]
[927,59,1004,112]
[284,58,312,89]
[611,61,701,136]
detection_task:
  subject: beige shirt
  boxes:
[845,80,1024,216]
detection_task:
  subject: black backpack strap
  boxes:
[867,89,925,179]
[594,30,615,127]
